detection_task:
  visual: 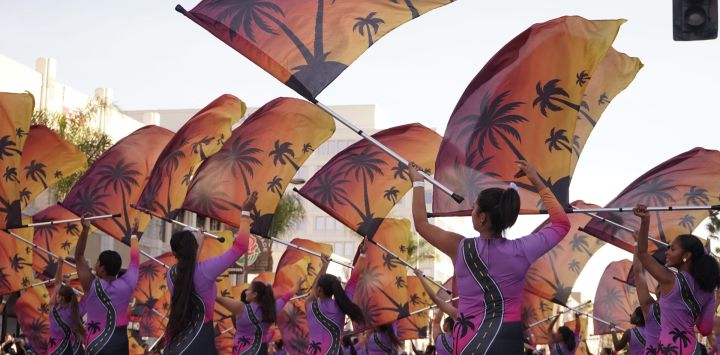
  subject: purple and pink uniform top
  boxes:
[306,296,348,355]
[453,188,571,354]
[83,237,139,352]
[48,304,83,355]
[628,327,647,355]
[366,326,398,355]
[233,292,292,354]
[657,271,714,355]
[644,302,661,354]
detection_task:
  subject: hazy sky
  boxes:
[3,1,719,300]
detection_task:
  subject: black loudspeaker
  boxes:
[673,0,718,40]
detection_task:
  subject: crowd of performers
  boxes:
[32,160,720,355]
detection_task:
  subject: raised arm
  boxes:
[414,269,456,319]
[548,315,560,333]
[610,328,629,351]
[120,235,140,286]
[633,252,654,316]
[408,162,463,258]
[634,205,675,291]
[306,253,331,303]
[516,161,571,262]
[74,215,94,291]
[431,307,443,339]
[51,257,66,306]
[697,296,716,336]
[216,295,246,316]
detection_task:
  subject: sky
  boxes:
[2,1,720,301]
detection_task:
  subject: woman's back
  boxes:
[306,299,345,355]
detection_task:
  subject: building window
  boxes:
[315,217,325,231]
[344,242,355,257]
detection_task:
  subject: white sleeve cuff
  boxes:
[412,181,425,188]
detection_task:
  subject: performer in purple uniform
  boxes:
[48,257,85,355]
[163,192,255,355]
[305,253,364,355]
[75,216,139,355]
[611,307,646,355]
[414,268,455,355]
[548,313,580,355]
[635,204,719,355]
[410,160,571,354]
[217,280,299,355]
[366,323,400,355]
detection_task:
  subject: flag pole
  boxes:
[131,204,225,242]
[527,300,592,328]
[7,213,121,229]
[312,101,464,204]
[558,302,622,331]
[346,296,460,336]
[257,235,354,269]
[569,205,719,213]
[4,230,77,269]
[575,208,668,247]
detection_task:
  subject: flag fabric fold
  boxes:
[138,94,246,219]
[19,125,87,209]
[432,17,629,216]
[347,218,411,327]
[183,97,334,236]
[31,204,81,279]
[61,125,174,244]
[593,259,638,335]
[298,123,441,238]
[15,284,51,354]
[397,275,435,340]
[583,147,720,250]
[178,0,454,99]
[0,92,34,228]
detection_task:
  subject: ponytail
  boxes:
[318,274,365,323]
[59,286,85,341]
[677,234,720,292]
[475,187,520,235]
[251,281,277,323]
[166,231,198,342]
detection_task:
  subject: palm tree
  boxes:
[626,176,678,241]
[35,223,59,254]
[390,0,420,18]
[214,137,263,195]
[572,135,581,156]
[356,265,384,297]
[337,146,387,235]
[96,159,141,240]
[353,12,385,47]
[456,313,476,337]
[684,186,709,205]
[670,328,690,351]
[28,318,49,336]
[533,80,596,126]
[308,341,322,355]
[15,128,26,138]
[190,136,213,160]
[54,170,62,179]
[305,170,359,214]
[65,223,80,236]
[9,254,31,272]
[575,70,591,87]
[0,135,22,159]
[458,91,527,160]
[21,276,30,287]
[61,240,72,252]
[377,288,410,317]
[569,234,593,256]
[545,128,572,153]
[598,93,610,105]
[3,167,18,183]
[391,161,409,181]
[599,287,626,314]
[19,188,31,205]
[86,321,101,335]
[184,181,232,218]
[383,186,399,203]
[394,276,406,288]
[568,259,581,274]
[181,167,194,186]
[678,214,696,232]
[382,253,399,270]
[269,140,301,170]
[267,176,283,197]
[25,160,48,189]
[302,143,314,154]
[0,267,13,292]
